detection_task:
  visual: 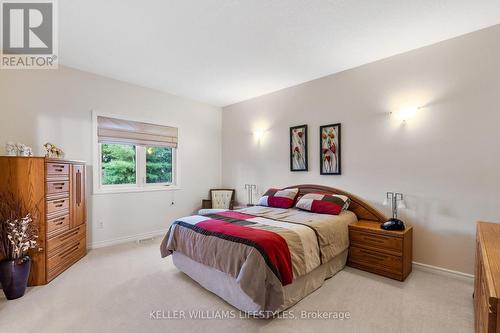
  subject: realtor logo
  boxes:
[1,0,58,69]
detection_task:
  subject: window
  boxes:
[146,146,173,184]
[99,144,174,187]
[101,143,137,185]
[94,114,178,193]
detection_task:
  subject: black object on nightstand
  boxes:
[381,218,405,231]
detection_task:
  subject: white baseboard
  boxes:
[412,261,474,282]
[89,229,169,249]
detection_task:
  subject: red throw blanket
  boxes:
[171,211,293,285]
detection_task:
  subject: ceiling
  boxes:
[60,0,500,107]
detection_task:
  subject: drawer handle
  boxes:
[54,168,63,172]
[52,183,65,190]
[362,254,385,262]
[76,170,82,206]
[362,236,385,244]
[359,250,388,261]
[51,217,66,225]
[59,230,79,242]
[59,245,80,259]
[51,200,66,208]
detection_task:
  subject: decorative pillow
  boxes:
[258,188,299,209]
[295,193,350,215]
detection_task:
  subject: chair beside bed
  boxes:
[201,188,235,210]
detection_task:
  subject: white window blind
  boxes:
[97,116,178,148]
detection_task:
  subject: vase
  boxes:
[0,256,31,300]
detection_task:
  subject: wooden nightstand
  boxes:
[348,220,413,281]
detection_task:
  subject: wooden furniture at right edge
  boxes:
[474,222,500,333]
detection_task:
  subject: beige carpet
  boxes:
[0,238,474,333]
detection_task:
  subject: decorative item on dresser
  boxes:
[5,142,17,156]
[348,220,413,281]
[0,156,86,285]
[44,142,65,159]
[4,142,33,157]
[474,222,500,333]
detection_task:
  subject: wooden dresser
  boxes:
[475,222,500,333]
[348,220,413,281]
[0,157,86,285]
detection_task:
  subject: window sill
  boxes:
[93,185,182,195]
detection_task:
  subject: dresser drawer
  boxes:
[47,214,70,236]
[47,225,85,253]
[47,180,69,195]
[46,197,70,216]
[350,230,403,252]
[46,162,69,177]
[47,238,86,281]
[349,246,402,273]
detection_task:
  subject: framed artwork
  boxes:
[320,123,341,175]
[290,124,308,171]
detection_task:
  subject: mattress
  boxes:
[161,206,357,314]
[172,249,348,317]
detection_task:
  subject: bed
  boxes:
[160,184,386,317]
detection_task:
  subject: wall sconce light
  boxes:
[253,129,267,144]
[254,130,264,141]
[391,106,421,123]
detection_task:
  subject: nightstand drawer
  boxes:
[350,229,403,252]
[349,246,402,272]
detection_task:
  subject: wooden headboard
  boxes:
[283,184,387,223]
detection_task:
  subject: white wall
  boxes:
[222,25,500,275]
[0,66,222,247]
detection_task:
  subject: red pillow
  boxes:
[258,188,299,209]
[295,193,350,215]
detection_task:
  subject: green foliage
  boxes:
[101,144,136,185]
[146,147,172,183]
[101,144,172,185]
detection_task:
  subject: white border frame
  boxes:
[91,110,181,195]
